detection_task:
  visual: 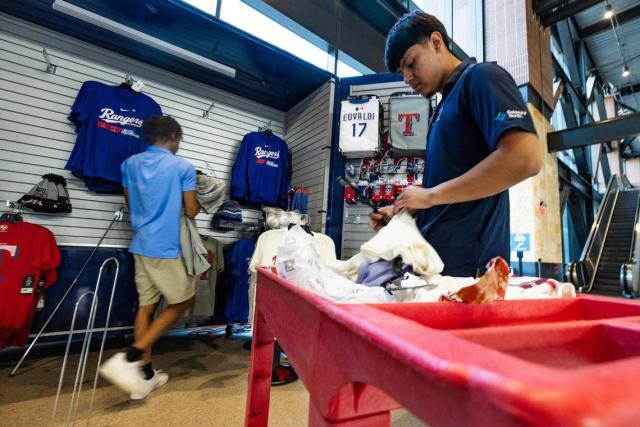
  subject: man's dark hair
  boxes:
[385,11,449,73]
[142,115,183,144]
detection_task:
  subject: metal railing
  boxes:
[568,175,621,292]
[622,190,640,298]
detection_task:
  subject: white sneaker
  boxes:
[98,352,145,394]
[130,370,169,400]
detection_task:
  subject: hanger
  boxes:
[259,120,273,136]
[288,222,313,236]
[117,73,140,95]
[1,201,24,223]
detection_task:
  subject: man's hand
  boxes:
[369,205,394,231]
[393,186,436,214]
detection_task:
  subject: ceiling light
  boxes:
[52,0,236,78]
[604,4,614,19]
[623,65,630,77]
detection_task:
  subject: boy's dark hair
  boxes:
[385,11,449,73]
[142,115,183,144]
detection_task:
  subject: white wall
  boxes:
[285,81,334,232]
[0,14,333,248]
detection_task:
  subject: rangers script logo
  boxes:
[254,147,280,159]
[99,108,144,127]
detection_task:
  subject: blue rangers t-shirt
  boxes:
[230,132,291,206]
[415,58,537,277]
[66,81,162,185]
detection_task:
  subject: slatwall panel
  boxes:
[284,81,333,232]
[341,80,418,258]
[0,14,289,247]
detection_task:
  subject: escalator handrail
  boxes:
[579,175,620,261]
[623,174,634,190]
[628,190,640,263]
[583,176,622,292]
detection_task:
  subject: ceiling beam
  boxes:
[620,83,640,97]
[536,0,603,27]
[580,4,640,38]
[548,111,640,152]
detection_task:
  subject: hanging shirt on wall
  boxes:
[65,81,162,193]
[230,132,291,207]
[0,221,61,349]
[191,236,225,318]
[221,238,256,324]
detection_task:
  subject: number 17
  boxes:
[352,122,367,137]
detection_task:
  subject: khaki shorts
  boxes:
[133,254,196,306]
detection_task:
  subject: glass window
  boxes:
[185,0,373,78]
[337,51,373,78]
[452,0,477,58]
[220,0,333,72]
[183,0,217,16]
[411,0,451,34]
[336,60,361,78]
[411,0,483,60]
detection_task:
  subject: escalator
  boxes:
[567,176,640,296]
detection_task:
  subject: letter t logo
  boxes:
[397,113,420,136]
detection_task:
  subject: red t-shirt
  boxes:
[0,221,61,348]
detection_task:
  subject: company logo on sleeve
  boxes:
[495,110,527,121]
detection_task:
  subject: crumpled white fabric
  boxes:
[505,276,576,299]
[274,225,575,305]
[328,212,443,281]
[275,226,392,303]
[361,212,443,277]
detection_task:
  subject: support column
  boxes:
[485,1,561,277]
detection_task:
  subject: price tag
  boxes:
[131,80,145,92]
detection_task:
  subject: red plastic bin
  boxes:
[245,267,640,426]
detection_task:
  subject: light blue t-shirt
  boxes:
[121,145,196,258]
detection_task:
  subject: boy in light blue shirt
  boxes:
[100,115,200,399]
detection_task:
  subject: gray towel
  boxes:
[196,174,226,214]
[180,214,210,276]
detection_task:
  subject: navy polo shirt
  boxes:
[415,58,536,276]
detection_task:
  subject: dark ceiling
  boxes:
[0,0,333,111]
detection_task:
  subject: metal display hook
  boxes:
[50,257,120,426]
[42,48,57,74]
[203,100,215,118]
[10,207,125,377]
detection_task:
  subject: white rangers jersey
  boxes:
[339,97,381,158]
[389,94,429,154]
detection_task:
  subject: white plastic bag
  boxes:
[275,226,391,303]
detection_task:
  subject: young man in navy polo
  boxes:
[370,11,542,276]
